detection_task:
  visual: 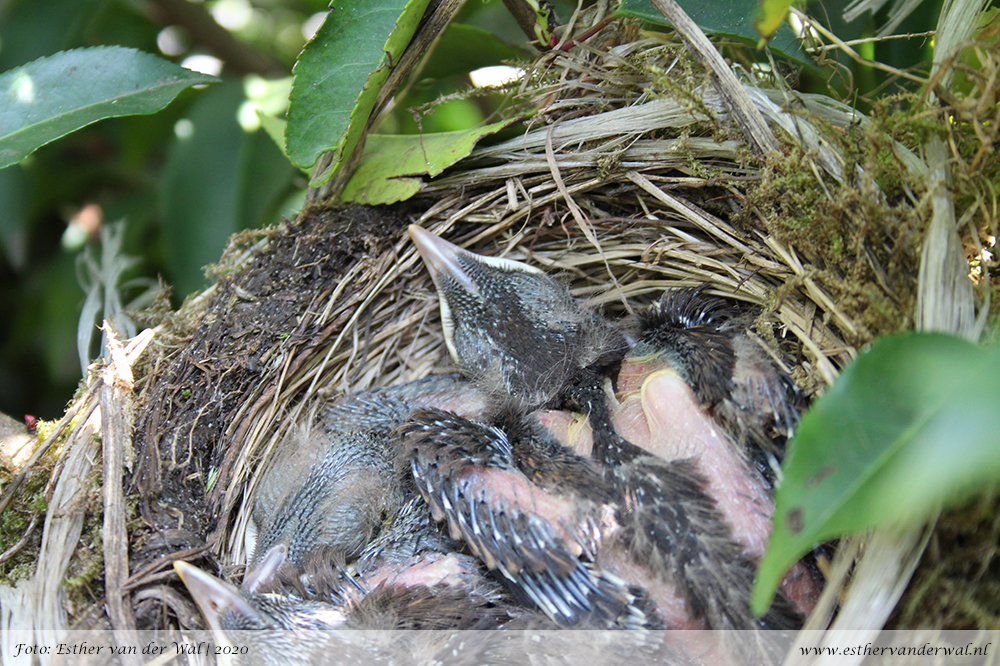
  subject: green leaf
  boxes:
[616,0,807,65]
[0,46,218,169]
[752,333,1000,614]
[755,0,795,40]
[257,111,295,164]
[285,0,433,181]
[341,120,512,204]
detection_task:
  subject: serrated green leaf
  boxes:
[285,0,433,181]
[616,0,807,65]
[752,333,1000,614]
[0,46,218,169]
[341,120,512,204]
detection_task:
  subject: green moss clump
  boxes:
[742,131,922,345]
[0,449,55,584]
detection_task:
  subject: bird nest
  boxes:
[2,2,997,648]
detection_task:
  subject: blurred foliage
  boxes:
[0,0,323,419]
[0,47,218,168]
[0,0,964,427]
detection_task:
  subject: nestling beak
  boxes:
[408,224,628,408]
[409,225,485,299]
[174,560,264,634]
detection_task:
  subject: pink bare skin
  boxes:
[618,365,773,559]
[532,409,593,457]
[365,552,481,590]
[533,365,821,618]
[619,360,821,616]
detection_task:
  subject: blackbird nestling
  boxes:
[621,288,805,481]
[408,227,819,633]
[409,225,629,410]
[397,407,660,629]
[244,375,488,592]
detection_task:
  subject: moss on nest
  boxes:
[0,439,57,585]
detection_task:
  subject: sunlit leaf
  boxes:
[616,0,806,64]
[341,120,512,204]
[257,111,306,174]
[752,333,1000,614]
[0,46,217,169]
[285,0,433,182]
[755,0,795,40]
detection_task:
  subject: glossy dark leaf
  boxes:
[0,47,217,169]
[752,333,1000,614]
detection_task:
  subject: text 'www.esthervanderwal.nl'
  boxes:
[798,641,991,658]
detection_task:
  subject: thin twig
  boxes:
[791,7,931,87]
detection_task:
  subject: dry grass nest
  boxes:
[2,7,998,638]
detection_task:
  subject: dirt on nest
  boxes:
[126,203,417,598]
